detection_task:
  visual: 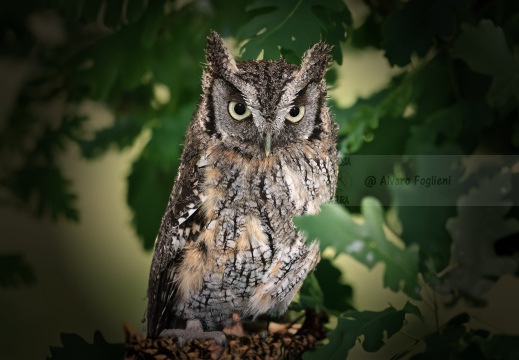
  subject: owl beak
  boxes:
[265,132,272,157]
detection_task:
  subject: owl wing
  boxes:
[146,148,206,337]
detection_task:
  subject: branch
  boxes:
[125,309,327,360]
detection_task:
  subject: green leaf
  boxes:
[5,165,79,221]
[440,170,519,301]
[310,3,351,64]
[127,156,174,250]
[382,0,466,66]
[475,334,519,360]
[79,112,151,159]
[411,326,468,359]
[125,0,147,23]
[103,0,125,28]
[47,331,125,360]
[293,258,354,313]
[391,154,463,274]
[405,101,491,155]
[238,0,351,61]
[297,272,325,311]
[397,205,455,277]
[335,103,378,153]
[410,313,476,359]
[151,7,208,101]
[451,19,519,106]
[60,0,86,21]
[139,0,166,48]
[209,0,258,36]
[0,253,36,288]
[127,107,192,250]
[120,39,154,90]
[79,0,104,22]
[314,258,354,313]
[412,312,519,359]
[350,14,383,49]
[335,73,412,155]
[67,3,163,100]
[304,302,421,359]
[67,34,124,100]
[294,198,421,299]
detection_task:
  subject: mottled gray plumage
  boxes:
[146,31,338,341]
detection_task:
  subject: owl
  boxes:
[146,31,338,345]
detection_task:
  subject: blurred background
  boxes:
[1,1,519,359]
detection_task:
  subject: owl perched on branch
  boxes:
[146,31,338,345]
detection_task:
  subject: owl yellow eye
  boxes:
[228,101,251,121]
[285,106,305,123]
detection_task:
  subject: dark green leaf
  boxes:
[410,313,477,359]
[451,19,519,106]
[60,0,85,21]
[293,258,354,313]
[151,7,208,100]
[382,0,467,66]
[79,112,151,159]
[314,258,354,313]
[411,326,468,359]
[127,156,174,250]
[335,73,412,155]
[335,103,378,153]
[0,253,36,288]
[304,302,421,359]
[397,206,455,278]
[5,165,79,221]
[446,312,470,327]
[350,14,383,49]
[125,0,147,23]
[440,171,519,300]
[475,334,519,360]
[127,107,192,250]
[294,198,421,299]
[67,3,164,100]
[413,312,519,359]
[120,42,153,90]
[103,0,124,28]
[238,0,351,61]
[47,331,125,360]
[296,272,325,310]
[405,101,491,155]
[391,154,463,274]
[209,0,257,36]
[79,0,104,22]
[139,0,166,48]
[68,35,124,100]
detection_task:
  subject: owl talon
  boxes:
[159,319,227,347]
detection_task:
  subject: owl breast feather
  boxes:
[169,141,335,329]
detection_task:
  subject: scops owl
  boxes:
[146,31,338,344]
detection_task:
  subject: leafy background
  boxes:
[1,0,519,359]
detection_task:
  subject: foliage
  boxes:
[295,199,422,300]
[451,19,519,106]
[304,301,422,359]
[410,313,519,360]
[0,253,36,288]
[441,170,519,303]
[238,0,351,63]
[1,0,519,359]
[47,331,125,360]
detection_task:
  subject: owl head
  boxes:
[201,31,333,158]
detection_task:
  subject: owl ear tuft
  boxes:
[299,41,333,81]
[205,30,239,75]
